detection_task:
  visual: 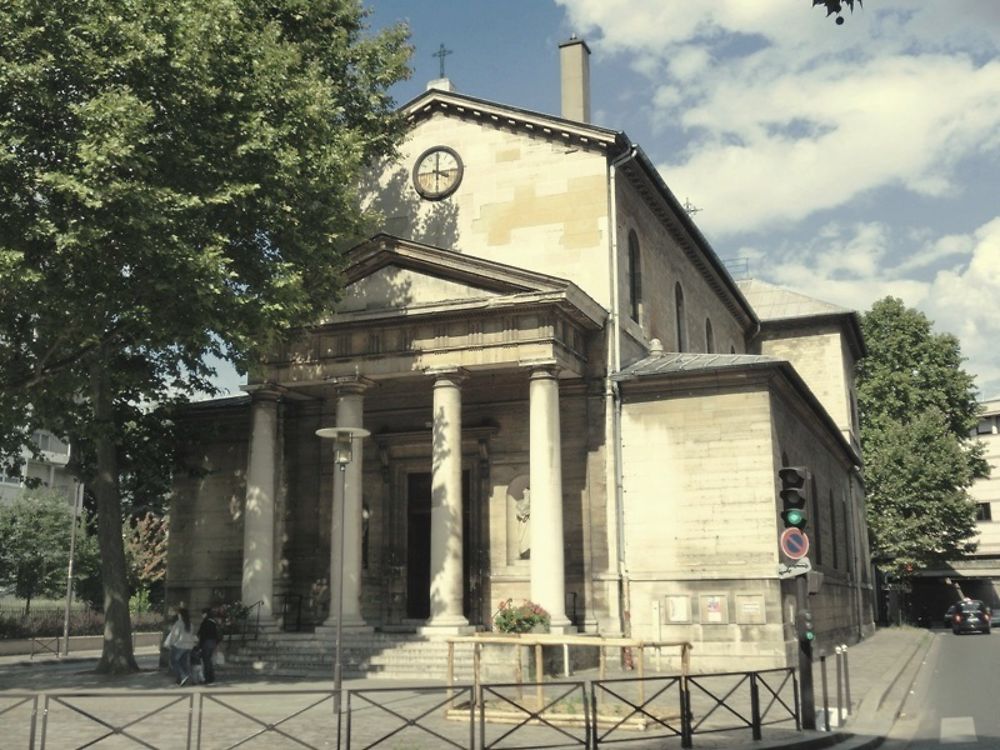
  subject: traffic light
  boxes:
[796,609,815,642]
[778,466,810,530]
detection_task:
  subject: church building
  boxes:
[167,39,875,670]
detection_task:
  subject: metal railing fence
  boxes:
[1,693,38,750]
[198,689,338,750]
[12,666,802,749]
[590,674,683,748]
[683,667,798,746]
[39,691,194,749]
[349,685,474,750]
[479,680,589,750]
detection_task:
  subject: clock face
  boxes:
[412,146,463,200]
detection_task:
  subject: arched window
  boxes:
[674,283,686,352]
[830,489,839,570]
[811,476,822,565]
[627,230,642,323]
[730,345,737,355]
[705,318,715,353]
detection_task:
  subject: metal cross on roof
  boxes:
[433,43,453,79]
[682,197,703,215]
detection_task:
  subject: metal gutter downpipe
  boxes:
[605,143,637,635]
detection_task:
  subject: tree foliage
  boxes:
[124,512,169,595]
[0,0,410,672]
[858,297,989,576]
[0,489,99,614]
[811,0,862,25]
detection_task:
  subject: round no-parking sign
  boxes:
[780,528,810,560]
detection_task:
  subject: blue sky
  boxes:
[213,1,1000,400]
[361,0,1000,401]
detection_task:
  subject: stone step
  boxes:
[224,654,476,678]
[226,652,476,667]
[223,631,546,681]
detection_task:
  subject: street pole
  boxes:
[334,462,347,719]
[62,482,83,656]
[797,575,816,730]
[316,424,369,738]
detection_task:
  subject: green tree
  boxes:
[0,0,410,672]
[858,297,989,576]
[0,489,99,615]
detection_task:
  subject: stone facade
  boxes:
[167,64,875,669]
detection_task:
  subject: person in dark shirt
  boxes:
[197,607,220,684]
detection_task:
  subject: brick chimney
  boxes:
[559,36,591,123]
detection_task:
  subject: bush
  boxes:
[0,606,163,639]
[492,598,550,634]
[130,588,152,614]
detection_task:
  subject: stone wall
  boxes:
[370,114,612,308]
[616,367,872,670]
[757,323,857,447]
[167,400,251,614]
[615,175,748,357]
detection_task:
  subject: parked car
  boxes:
[944,603,959,627]
[950,600,991,635]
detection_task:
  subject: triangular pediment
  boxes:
[332,234,606,329]
[339,263,502,313]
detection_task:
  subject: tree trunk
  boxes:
[91,353,138,674]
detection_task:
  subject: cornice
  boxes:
[401,88,625,154]
[617,359,860,467]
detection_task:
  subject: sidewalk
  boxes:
[0,626,933,749]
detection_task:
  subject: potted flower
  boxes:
[493,598,550,634]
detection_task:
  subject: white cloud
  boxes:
[748,218,1000,398]
[922,219,1000,398]
[556,0,1000,236]
[556,0,1000,394]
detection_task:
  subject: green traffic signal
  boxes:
[797,609,815,642]
[779,466,811,531]
[782,508,807,529]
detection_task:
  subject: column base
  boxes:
[317,616,373,635]
[546,618,576,635]
[420,616,475,637]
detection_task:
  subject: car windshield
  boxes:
[960,602,986,612]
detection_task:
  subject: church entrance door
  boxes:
[405,470,474,621]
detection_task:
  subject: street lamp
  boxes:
[315,426,370,721]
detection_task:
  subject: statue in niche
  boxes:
[506,475,531,562]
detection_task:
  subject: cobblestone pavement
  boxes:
[0,628,929,749]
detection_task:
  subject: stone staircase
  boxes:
[223,629,483,681]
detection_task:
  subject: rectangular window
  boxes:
[1,469,22,485]
[977,419,993,435]
[976,503,993,522]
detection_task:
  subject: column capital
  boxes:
[425,366,469,385]
[241,383,287,402]
[522,360,561,380]
[326,375,375,397]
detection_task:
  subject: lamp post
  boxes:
[315,426,370,720]
[62,481,84,656]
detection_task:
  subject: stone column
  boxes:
[529,365,572,632]
[424,368,472,633]
[241,384,284,618]
[323,377,373,631]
